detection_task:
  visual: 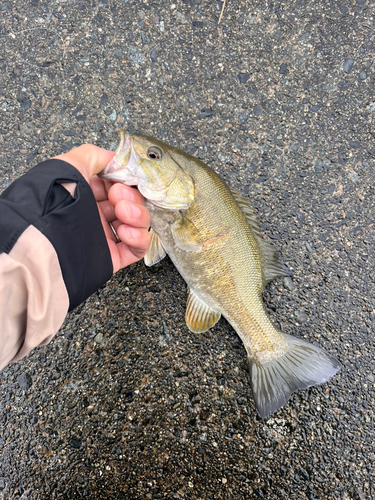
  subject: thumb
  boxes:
[53,144,115,182]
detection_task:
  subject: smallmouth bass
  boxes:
[100,131,341,418]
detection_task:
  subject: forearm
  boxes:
[0,159,113,369]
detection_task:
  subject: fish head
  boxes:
[99,130,195,210]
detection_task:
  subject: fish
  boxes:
[99,130,341,418]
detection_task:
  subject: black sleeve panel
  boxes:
[0,159,113,311]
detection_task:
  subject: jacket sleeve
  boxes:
[0,159,113,370]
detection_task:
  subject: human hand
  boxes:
[54,145,151,273]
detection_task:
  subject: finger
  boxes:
[90,176,109,202]
[97,205,119,243]
[108,240,148,273]
[108,183,145,207]
[54,145,115,181]
[114,200,150,229]
[116,225,151,259]
[97,199,116,222]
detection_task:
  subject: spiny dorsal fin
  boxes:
[171,212,204,253]
[185,288,221,333]
[230,187,292,285]
[144,228,166,266]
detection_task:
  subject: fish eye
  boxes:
[147,146,163,161]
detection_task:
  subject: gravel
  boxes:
[0,0,374,499]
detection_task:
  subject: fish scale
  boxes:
[100,131,341,418]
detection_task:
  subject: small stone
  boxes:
[150,48,158,62]
[93,121,103,132]
[315,159,330,173]
[108,110,117,122]
[94,332,105,344]
[237,396,247,405]
[114,48,122,58]
[17,372,32,390]
[339,4,348,14]
[238,110,249,125]
[283,277,296,292]
[129,46,144,64]
[343,59,354,73]
[295,310,308,324]
[299,32,310,41]
[349,172,359,182]
[349,140,360,149]
[359,70,367,80]
[200,409,210,421]
[218,154,231,164]
[238,73,250,84]
[305,242,313,253]
[69,437,82,449]
[253,104,262,116]
[367,102,375,113]
[248,15,257,24]
[158,321,172,346]
[129,77,140,86]
[122,108,131,122]
[289,142,300,151]
[175,11,188,24]
[140,31,151,44]
[17,97,31,113]
[279,63,287,75]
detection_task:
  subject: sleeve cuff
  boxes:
[0,159,113,311]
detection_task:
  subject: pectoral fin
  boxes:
[171,212,204,253]
[144,229,166,266]
[185,288,221,333]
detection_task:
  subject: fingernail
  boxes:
[128,203,141,219]
[119,186,134,201]
[125,227,141,239]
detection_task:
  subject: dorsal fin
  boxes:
[230,187,292,286]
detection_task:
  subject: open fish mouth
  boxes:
[100,129,199,215]
[99,131,140,185]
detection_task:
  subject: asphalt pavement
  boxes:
[0,0,374,499]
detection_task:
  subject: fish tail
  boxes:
[248,333,341,419]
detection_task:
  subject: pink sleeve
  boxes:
[0,225,69,369]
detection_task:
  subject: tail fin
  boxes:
[248,333,341,419]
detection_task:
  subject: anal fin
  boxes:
[144,228,166,266]
[185,288,221,333]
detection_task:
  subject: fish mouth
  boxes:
[99,130,194,211]
[98,131,140,185]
